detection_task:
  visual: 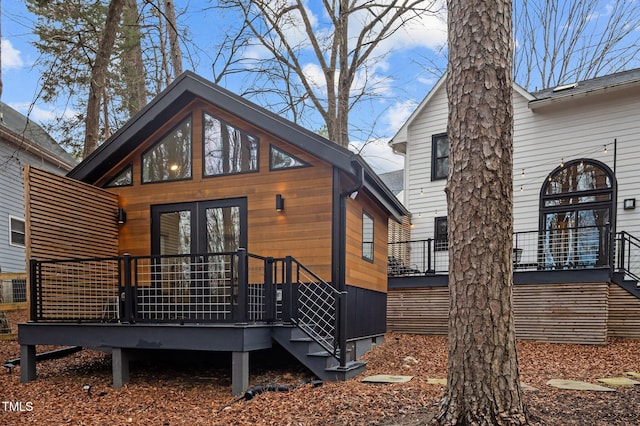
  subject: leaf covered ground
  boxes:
[1,313,639,425]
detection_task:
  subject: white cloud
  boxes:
[9,102,77,124]
[349,138,404,173]
[1,39,24,70]
[385,99,418,134]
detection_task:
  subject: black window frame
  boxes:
[434,216,448,252]
[202,111,260,178]
[269,144,310,171]
[141,115,193,184]
[431,132,449,181]
[104,164,134,188]
[362,211,374,263]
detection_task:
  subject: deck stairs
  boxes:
[271,325,366,381]
[614,231,640,299]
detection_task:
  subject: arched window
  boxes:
[539,159,615,269]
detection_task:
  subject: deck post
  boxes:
[231,351,249,395]
[20,344,36,383]
[264,257,275,322]
[112,348,130,388]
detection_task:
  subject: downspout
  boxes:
[336,157,363,369]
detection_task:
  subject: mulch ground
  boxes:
[1,313,639,425]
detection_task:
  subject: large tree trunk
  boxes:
[83,0,125,158]
[165,0,183,77]
[434,0,528,424]
[122,0,147,115]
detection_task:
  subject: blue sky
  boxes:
[3,1,637,174]
[2,0,452,173]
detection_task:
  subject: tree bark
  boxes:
[434,0,527,424]
[83,0,125,158]
[122,0,147,115]
[165,0,183,77]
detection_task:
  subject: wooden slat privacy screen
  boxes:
[388,282,612,344]
[24,165,119,261]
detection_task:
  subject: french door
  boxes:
[146,198,247,321]
[151,198,247,256]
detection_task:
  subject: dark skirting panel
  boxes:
[345,285,386,339]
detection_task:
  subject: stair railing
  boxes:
[617,231,640,282]
[281,256,347,368]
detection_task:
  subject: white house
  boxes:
[0,102,76,274]
[386,69,640,343]
[389,68,640,274]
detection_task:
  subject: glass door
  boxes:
[150,199,247,320]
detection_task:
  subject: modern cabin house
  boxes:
[387,69,640,344]
[18,71,408,394]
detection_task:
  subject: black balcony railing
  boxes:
[29,249,348,367]
[389,225,618,277]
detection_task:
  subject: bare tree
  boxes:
[121,0,147,115]
[84,0,126,158]
[165,0,183,76]
[215,0,440,147]
[433,0,528,424]
[514,0,640,90]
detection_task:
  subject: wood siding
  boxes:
[388,282,612,344]
[25,166,119,261]
[387,286,449,335]
[345,192,389,292]
[96,100,334,283]
[608,284,640,339]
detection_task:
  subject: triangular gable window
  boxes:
[104,165,133,187]
[269,145,310,170]
[142,116,192,183]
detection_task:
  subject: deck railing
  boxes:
[29,250,346,366]
[617,231,640,282]
[389,225,614,277]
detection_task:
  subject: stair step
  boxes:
[324,361,367,381]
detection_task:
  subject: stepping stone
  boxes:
[520,383,538,391]
[426,378,447,385]
[546,379,615,392]
[362,374,413,383]
[597,377,640,386]
[625,372,640,379]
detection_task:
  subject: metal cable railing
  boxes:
[30,257,121,322]
[284,257,346,366]
[389,225,613,276]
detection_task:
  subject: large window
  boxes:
[539,159,614,269]
[362,211,374,262]
[431,133,448,180]
[203,112,259,176]
[9,216,25,247]
[142,117,192,183]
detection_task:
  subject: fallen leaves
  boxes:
[0,330,638,425]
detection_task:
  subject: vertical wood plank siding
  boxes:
[387,282,628,344]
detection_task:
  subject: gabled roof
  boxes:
[0,102,76,170]
[529,68,640,110]
[68,71,408,220]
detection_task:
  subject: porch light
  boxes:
[275,194,285,212]
[117,207,127,224]
[624,198,636,210]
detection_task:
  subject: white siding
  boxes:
[404,80,640,241]
[0,140,70,272]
